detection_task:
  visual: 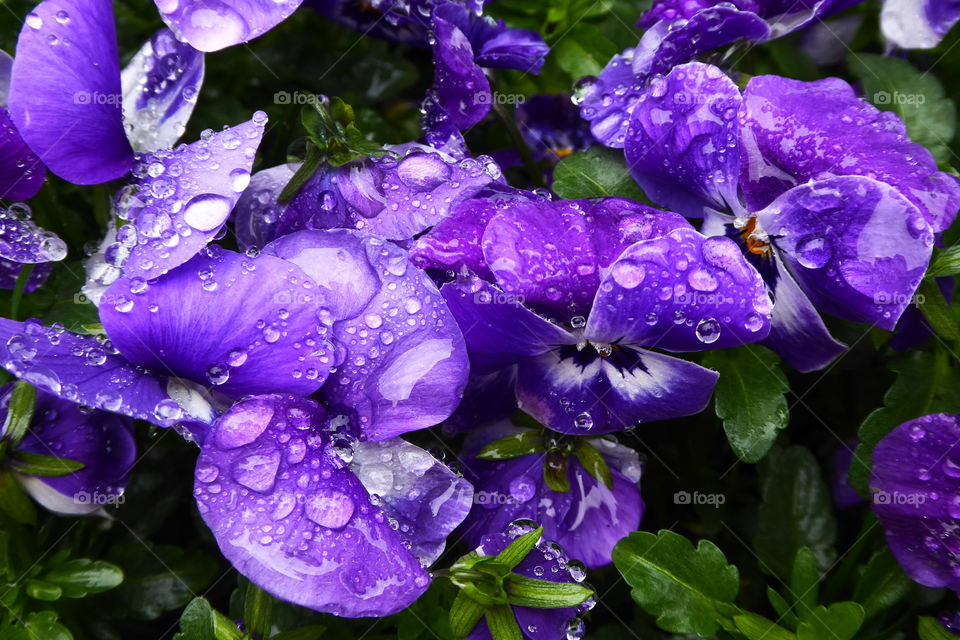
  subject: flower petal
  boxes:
[586,228,772,352]
[195,394,431,616]
[234,163,298,250]
[120,28,205,152]
[0,210,66,264]
[266,229,469,440]
[740,73,960,232]
[431,8,490,129]
[9,0,133,185]
[516,345,717,434]
[0,108,46,200]
[575,49,644,149]
[100,248,334,398]
[759,176,932,330]
[625,62,742,218]
[155,0,305,52]
[882,0,960,49]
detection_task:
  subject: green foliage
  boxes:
[552,147,648,201]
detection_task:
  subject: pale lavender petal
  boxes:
[155,0,305,52]
[120,28,204,152]
[9,0,133,185]
[882,0,960,49]
[100,248,334,399]
[195,394,432,616]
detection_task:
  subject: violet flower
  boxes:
[411,192,773,434]
[0,50,45,201]
[153,0,304,52]
[624,61,955,371]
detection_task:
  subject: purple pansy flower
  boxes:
[576,0,861,147]
[195,393,473,616]
[871,413,960,593]
[0,50,46,201]
[153,0,304,52]
[461,421,644,568]
[464,523,593,640]
[624,62,952,371]
[411,193,773,434]
[882,0,960,49]
[1,386,135,516]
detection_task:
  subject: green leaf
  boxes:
[702,345,790,463]
[505,574,593,608]
[852,550,913,620]
[919,616,959,640]
[495,526,543,570]
[484,605,522,640]
[243,581,273,639]
[918,276,960,339]
[612,530,740,636]
[552,24,618,80]
[277,145,325,203]
[734,612,796,640]
[543,452,570,493]
[271,626,327,640]
[2,381,36,446]
[796,602,864,640]
[572,440,613,488]
[0,469,37,525]
[851,351,960,495]
[43,559,123,598]
[847,54,956,162]
[25,579,63,601]
[766,588,799,630]
[928,245,960,277]
[789,547,819,617]
[5,611,73,640]
[174,597,244,640]
[755,447,836,580]
[11,451,85,477]
[552,147,647,201]
[476,430,545,461]
[106,544,218,620]
[450,591,486,638]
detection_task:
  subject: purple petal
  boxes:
[759,176,932,330]
[433,2,547,73]
[586,228,772,352]
[440,279,575,375]
[9,0,133,185]
[273,163,350,240]
[100,248,334,398]
[516,344,718,434]
[575,49,644,149]
[0,260,52,292]
[234,163,298,250]
[515,95,597,164]
[760,257,847,373]
[0,318,187,427]
[120,28,205,152]
[0,208,67,264]
[116,113,267,281]
[444,367,517,434]
[431,8,490,129]
[265,229,469,440]
[15,389,135,515]
[195,394,432,616]
[624,62,742,218]
[155,0,305,52]
[349,438,473,564]
[0,108,46,200]
[870,413,960,593]
[882,0,960,48]
[740,73,960,232]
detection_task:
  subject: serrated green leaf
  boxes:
[552,147,647,201]
[755,447,836,580]
[612,530,740,636]
[495,526,543,570]
[572,440,613,488]
[2,381,36,446]
[450,591,486,638]
[790,547,819,617]
[797,602,864,640]
[702,345,789,463]
[12,451,85,477]
[853,550,913,620]
[734,612,796,640]
[505,574,593,608]
[919,616,958,640]
[848,54,956,162]
[484,605,522,640]
[0,469,37,525]
[44,559,123,598]
[851,351,960,495]
[476,430,545,461]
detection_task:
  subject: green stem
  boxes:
[10,264,34,322]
